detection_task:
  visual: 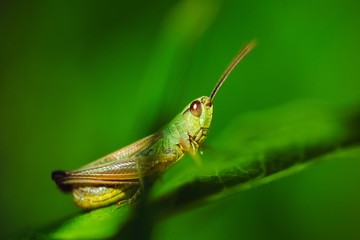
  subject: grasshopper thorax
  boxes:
[181,96,213,146]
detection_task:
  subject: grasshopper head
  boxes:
[180,40,256,149]
[181,96,213,146]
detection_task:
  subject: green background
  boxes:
[1,0,359,239]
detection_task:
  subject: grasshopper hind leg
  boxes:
[116,154,145,208]
[72,184,139,210]
[116,187,142,208]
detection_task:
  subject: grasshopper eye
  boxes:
[190,100,202,117]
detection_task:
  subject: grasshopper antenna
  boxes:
[209,40,257,101]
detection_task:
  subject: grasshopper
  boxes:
[52,41,256,210]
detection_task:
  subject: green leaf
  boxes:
[22,206,130,240]
[149,100,357,216]
[23,100,360,239]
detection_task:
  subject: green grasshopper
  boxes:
[52,41,256,210]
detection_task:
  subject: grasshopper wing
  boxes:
[52,157,141,185]
[52,133,162,191]
[52,153,177,191]
[79,132,162,169]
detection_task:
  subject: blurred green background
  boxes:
[1,0,360,239]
